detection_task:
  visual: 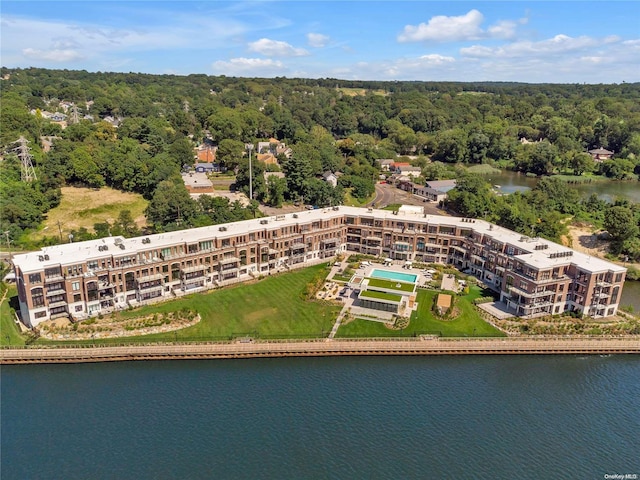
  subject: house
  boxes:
[257,153,279,166]
[50,112,67,122]
[103,116,122,128]
[378,159,395,171]
[195,163,216,173]
[390,162,410,172]
[322,171,338,187]
[396,165,422,177]
[425,180,457,192]
[257,138,279,154]
[182,171,214,193]
[588,147,614,162]
[196,145,217,163]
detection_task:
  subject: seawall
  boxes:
[2,337,639,364]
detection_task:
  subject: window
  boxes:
[73,294,82,302]
[31,288,45,307]
[72,281,80,291]
[75,305,83,312]
[35,311,47,319]
[28,273,42,284]
[200,240,212,251]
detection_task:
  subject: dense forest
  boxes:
[1,68,639,261]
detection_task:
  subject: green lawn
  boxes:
[1,285,26,346]
[338,286,505,338]
[360,290,402,302]
[366,278,415,292]
[35,265,341,345]
[333,274,353,282]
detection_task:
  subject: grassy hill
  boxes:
[28,187,148,242]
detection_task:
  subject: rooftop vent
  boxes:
[38,255,44,261]
[142,238,151,244]
[293,214,298,218]
[44,254,50,260]
[260,220,268,224]
[118,244,125,250]
[219,227,227,231]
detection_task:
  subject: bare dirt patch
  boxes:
[564,224,640,270]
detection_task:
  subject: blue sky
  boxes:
[2,1,639,83]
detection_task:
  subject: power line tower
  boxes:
[12,136,37,182]
[69,104,80,124]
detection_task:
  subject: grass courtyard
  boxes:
[337,286,505,338]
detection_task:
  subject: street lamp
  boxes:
[246,143,254,201]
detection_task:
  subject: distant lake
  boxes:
[487,171,640,203]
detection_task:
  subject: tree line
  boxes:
[1,68,639,256]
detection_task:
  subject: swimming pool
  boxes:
[370,269,417,283]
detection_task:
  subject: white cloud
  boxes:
[487,20,519,40]
[23,48,84,62]
[461,34,607,59]
[307,33,329,48]
[398,10,530,43]
[419,54,455,64]
[211,57,285,76]
[1,13,249,68]
[248,38,309,57]
[398,10,484,42]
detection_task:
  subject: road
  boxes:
[368,183,447,216]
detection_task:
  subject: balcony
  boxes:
[182,265,207,274]
[220,256,240,265]
[46,288,66,297]
[137,273,164,284]
[48,300,68,308]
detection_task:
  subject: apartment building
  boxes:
[12,206,626,327]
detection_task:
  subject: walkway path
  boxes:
[2,337,639,364]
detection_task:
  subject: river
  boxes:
[2,356,639,479]
[487,171,640,203]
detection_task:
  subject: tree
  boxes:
[467,132,490,164]
[569,152,595,176]
[266,175,287,207]
[216,139,245,170]
[604,205,639,246]
[145,179,197,231]
[282,154,313,200]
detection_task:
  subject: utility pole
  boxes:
[246,143,254,201]
[3,231,12,261]
[57,220,63,243]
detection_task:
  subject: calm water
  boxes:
[488,171,640,203]
[2,356,639,479]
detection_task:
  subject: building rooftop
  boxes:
[12,206,625,275]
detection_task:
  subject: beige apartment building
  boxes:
[12,206,626,327]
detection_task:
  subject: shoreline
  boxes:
[2,337,639,364]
